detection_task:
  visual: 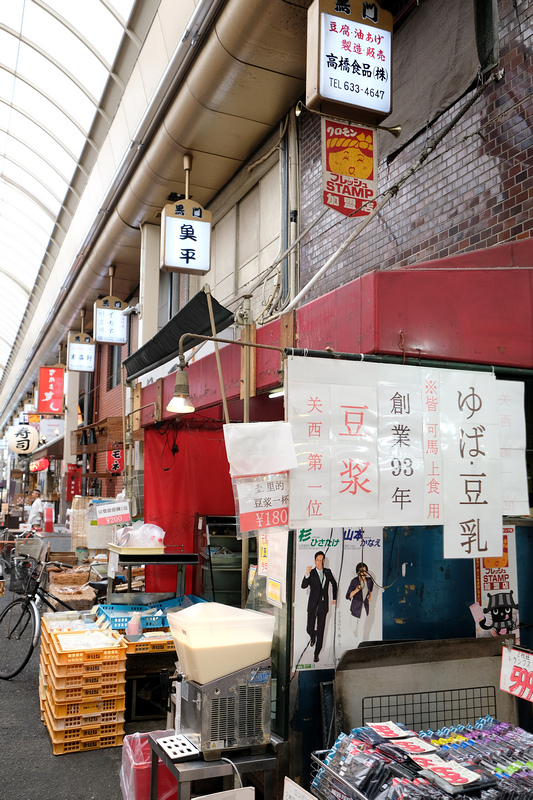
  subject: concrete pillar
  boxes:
[139,223,161,346]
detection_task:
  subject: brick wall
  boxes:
[299,0,533,301]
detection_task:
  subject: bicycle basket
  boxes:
[9,559,38,594]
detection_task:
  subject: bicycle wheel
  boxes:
[0,598,38,679]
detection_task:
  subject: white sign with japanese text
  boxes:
[94,297,128,345]
[161,199,212,275]
[287,357,528,559]
[500,647,533,703]
[96,501,131,526]
[67,333,96,373]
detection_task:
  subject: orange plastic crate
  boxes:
[46,677,126,703]
[44,702,125,741]
[126,637,176,654]
[44,692,126,720]
[47,629,128,666]
[43,702,125,730]
[46,653,125,690]
[46,642,125,677]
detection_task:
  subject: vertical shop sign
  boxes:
[37,366,64,414]
[306,0,393,123]
[322,118,378,216]
[498,380,529,515]
[160,199,212,275]
[474,525,519,642]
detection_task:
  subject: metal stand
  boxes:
[148,731,277,800]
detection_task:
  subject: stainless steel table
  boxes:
[148,731,277,800]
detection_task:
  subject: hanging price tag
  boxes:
[501,647,533,701]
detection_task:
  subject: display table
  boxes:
[148,731,277,800]
[106,545,199,602]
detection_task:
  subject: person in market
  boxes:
[301,550,338,663]
[346,561,374,645]
[27,488,44,529]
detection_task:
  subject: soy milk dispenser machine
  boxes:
[167,602,275,760]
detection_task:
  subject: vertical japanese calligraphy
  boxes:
[37,366,64,414]
[160,199,212,275]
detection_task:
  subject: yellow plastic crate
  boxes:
[46,640,125,678]
[126,637,176,654]
[43,702,125,730]
[46,660,126,692]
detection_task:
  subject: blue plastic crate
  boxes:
[96,595,204,630]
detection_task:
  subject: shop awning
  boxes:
[123,291,234,382]
[31,434,64,460]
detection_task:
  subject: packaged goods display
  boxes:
[312,717,533,800]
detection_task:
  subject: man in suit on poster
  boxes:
[301,551,338,663]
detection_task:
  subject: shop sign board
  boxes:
[160,199,212,275]
[500,646,533,703]
[37,366,64,414]
[322,117,378,216]
[306,0,393,124]
[287,357,528,559]
[29,458,49,472]
[67,332,96,373]
[96,501,130,526]
[94,296,128,344]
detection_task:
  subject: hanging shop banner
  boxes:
[500,646,533,703]
[322,117,378,217]
[306,0,393,124]
[473,525,519,643]
[40,418,64,441]
[293,524,382,671]
[106,448,124,474]
[67,332,96,373]
[37,366,64,414]
[287,357,528,559]
[233,472,289,538]
[160,199,212,275]
[223,421,297,477]
[94,296,128,344]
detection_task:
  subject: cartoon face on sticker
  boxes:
[327,132,374,180]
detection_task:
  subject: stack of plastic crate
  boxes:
[41,619,128,755]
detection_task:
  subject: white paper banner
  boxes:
[287,357,528,559]
[224,421,297,477]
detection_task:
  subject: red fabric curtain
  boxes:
[143,421,235,592]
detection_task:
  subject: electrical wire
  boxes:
[220,757,243,788]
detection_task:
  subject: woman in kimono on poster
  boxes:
[346,562,374,644]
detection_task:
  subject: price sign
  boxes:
[411,754,479,786]
[365,721,406,739]
[393,737,436,755]
[96,501,131,526]
[501,646,533,701]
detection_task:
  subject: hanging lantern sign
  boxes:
[67,331,96,373]
[160,199,212,275]
[306,0,393,125]
[29,458,50,472]
[7,424,39,454]
[106,448,124,474]
[94,296,128,344]
[37,366,65,414]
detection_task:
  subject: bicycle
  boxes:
[0,548,76,680]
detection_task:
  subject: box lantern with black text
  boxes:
[160,199,212,275]
[94,296,128,344]
[67,331,95,373]
[306,0,393,124]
